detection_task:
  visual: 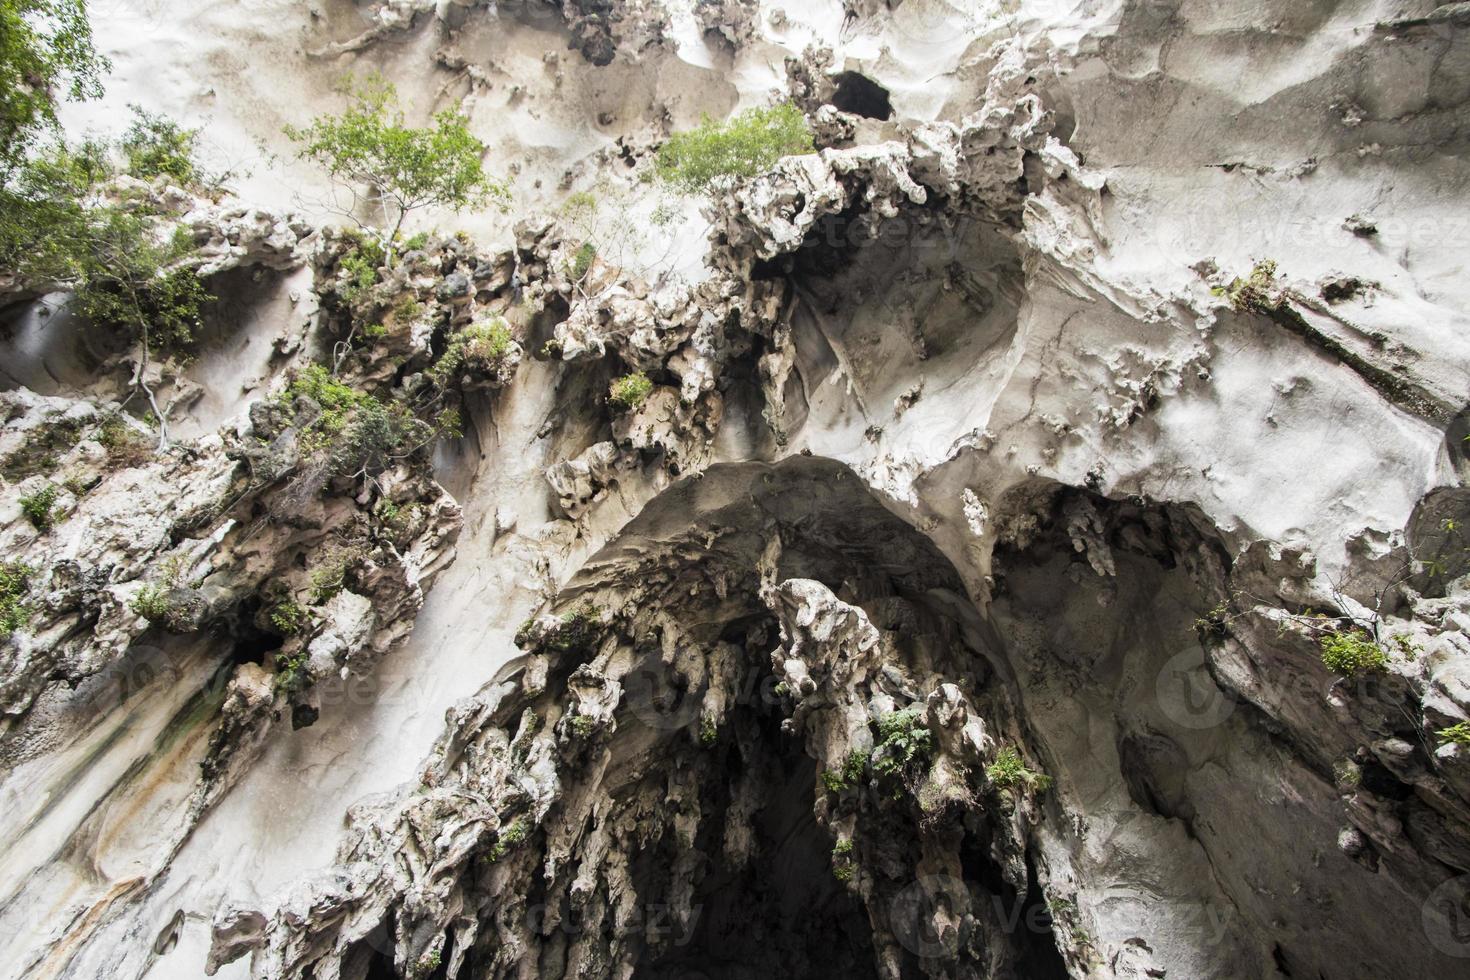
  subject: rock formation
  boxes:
[2,2,1468,980]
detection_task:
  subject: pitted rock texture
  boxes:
[2,2,1469,980]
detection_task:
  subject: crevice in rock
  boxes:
[830,71,894,121]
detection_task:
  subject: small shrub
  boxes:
[1319,628,1387,677]
[413,950,442,979]
[569,241,596,281]
[283,366,433,474]
[1192,601,1230,639]
[128,556,194,627]
[129,583,170,622]
[0,561,34,637]
[562,190,597,216]
[431,317,514,387]
[401,231,430,252]
[1437,723,1470,747]
[608,371,653,412]
[569,714,598,739]
[872,707,933,782]
[121,105,201,185]
[283,364,368,439]
[19,483,59,531]
[270,600,307,635]
[1216,260,1281,314]
[308,545,364,604]
[699,716,718,746]
[336,235,386,304]
[286,73,508,258]
[986,747,1052,794]
[822,748,868,792]
[66,205,214,356]
[274,649,308,693]
[655,103,814,194]
[486,817,529,862]
[831,839,855,881]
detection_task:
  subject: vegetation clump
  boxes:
[281,365,447,477]
[871,707,933,783]
[831,838,856,882]
[0,561,33,637]
[19,483,59,531]
[569,241,596,281]
[608,371,653,412]
[431,317,514,386]
[821,748,869,793]
[1319,628,1388,678]
[1218,260,1282,314]
[274,650,308,694]
[120,106,201,185]
[986,747,1052,794]
[486,818,528,863]
[655,103,814,194]
[334,232,386,305]
[308,544,366,605]
[1437,723,1470,748]
[2,125,215,366]
[0,0,109,173]
[547,605,602,654]
[129,583,170,622]
[286,73,507,259]
[269,600,307,636]
[128,556,197,631]
[96,413,152,467]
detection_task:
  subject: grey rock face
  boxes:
[2,2,1469,979]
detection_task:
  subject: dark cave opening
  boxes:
[830,71,894,121]
[224,595,281,666]
[493,459,1074,980]
[630,640,880,980]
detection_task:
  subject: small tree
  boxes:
[0,0,109,174]
[120,105,201,185]
[286,74,506,260]
[1,122,215,448]
[655,103,813,194]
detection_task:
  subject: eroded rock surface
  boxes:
[2,2,1469,980]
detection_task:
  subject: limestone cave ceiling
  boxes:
[0,2,1468,980]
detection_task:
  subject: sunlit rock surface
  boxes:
[2,2,1469,979]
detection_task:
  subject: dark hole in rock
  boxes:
[831,71,894,121]
[291,703,320,730]
[228,596,281,665]
[1357,760,1414,801]
[633,673,880,980]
